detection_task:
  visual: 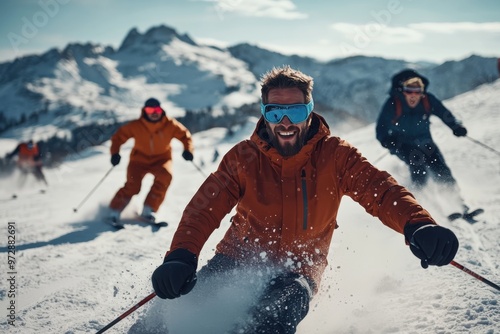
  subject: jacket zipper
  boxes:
[149,130,164,154]
[301,169,308,230]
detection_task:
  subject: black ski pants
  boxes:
[197,254,311,334]
[392,139,456,187]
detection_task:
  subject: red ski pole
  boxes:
[451,260,500,292]
[96,292,156,334]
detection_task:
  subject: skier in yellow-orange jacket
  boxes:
[107,98,193,223]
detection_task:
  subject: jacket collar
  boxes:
[251,112,331,163]
[139,115,169,132]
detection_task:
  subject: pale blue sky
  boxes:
[1,0,499,63]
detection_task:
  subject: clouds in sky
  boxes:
[411,21,500,33]
[330,23,423,45]
[329,21,500,54]
[204,0,307,19]
[0,0,498,63]
[200,0,499,61]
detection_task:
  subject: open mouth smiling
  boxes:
[278,130,296,137]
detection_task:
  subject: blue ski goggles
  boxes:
[260,100,314,124]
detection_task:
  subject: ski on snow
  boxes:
[104,218,125,230]
[133,214,169,227]
[8,189,47,200]
[104,215,168,230]
[447,207,484,224]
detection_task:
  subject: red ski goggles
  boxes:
[144,106,163,115]
[260,100,314,124]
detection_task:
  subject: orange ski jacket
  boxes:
[110,115,193,167]
[9,142,42,167]
[169,113,435,293]
[18,143,40,158]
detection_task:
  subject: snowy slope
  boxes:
[0,81,499,333]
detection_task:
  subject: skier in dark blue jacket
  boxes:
[376,69,467,188]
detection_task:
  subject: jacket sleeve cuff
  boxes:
[164,248,198,269]
[403,221,435,243]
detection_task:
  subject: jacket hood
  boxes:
[138,112,170,132]
[251,112,331,160]
[141,108,167,122]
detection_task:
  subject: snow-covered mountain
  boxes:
[0,25,258,139]
[229,44,498,122]
[0,77,498,333]
[0,24,498,140]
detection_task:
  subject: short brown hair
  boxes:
[260,65,314,104]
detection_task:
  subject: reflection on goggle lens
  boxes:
[402,86,423,94]
[144,106,163,115]
[260,100,314,124]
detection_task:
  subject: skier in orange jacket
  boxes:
[150,66,459,333]
[7,139,48,186]
[107,98,194,223]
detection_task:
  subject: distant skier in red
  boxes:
[7,139,48,186]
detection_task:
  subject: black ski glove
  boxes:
[381,135,402,155]
[110,153,121,166]
[182,150,194,161]
[152,248,197,299]
[452,125,467,137]
[404,222,459,269]
[381,135,398,149]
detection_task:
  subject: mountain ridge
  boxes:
[1,24,498,139]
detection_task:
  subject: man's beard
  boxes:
[267,124,308,157]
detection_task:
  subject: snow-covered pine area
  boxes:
[0,80,499,333]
